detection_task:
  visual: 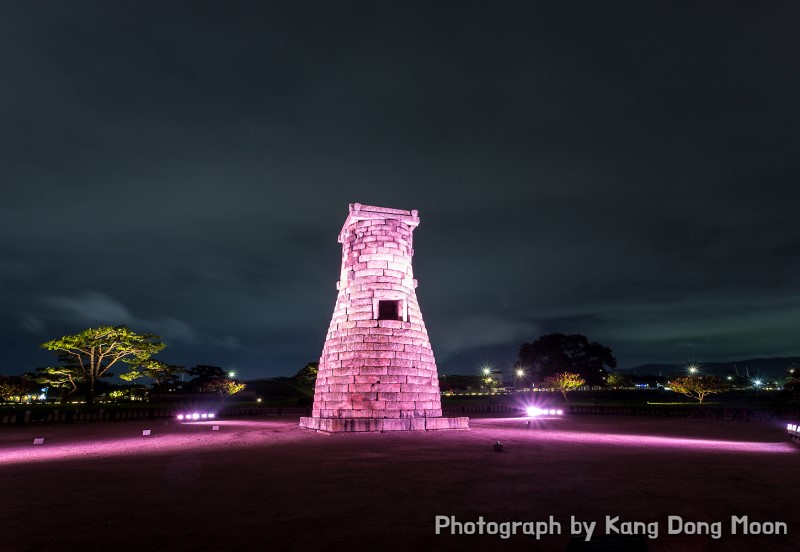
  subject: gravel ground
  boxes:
[1,415,796,552]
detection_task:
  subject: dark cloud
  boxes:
[2,2,800,377]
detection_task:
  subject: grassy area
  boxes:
[4,387,797,415]
[443,389,800,409]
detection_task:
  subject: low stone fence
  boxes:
[442,403,800,421]
[4,404,797,425]
[0,406,311,425]
[564,404,800,421]
[443,404,518,414]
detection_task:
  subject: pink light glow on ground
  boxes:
[0,420,300,466]
[1,415,797,552]
[1,415,795,468]
[479,417,794,454]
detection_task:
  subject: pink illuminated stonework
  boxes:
[300,203,468,432]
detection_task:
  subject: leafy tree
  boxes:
[0,375,37,401]
[293,362,319,386]
[202,378,246,403]
[30,365,81,403]
[785,379,800,397]
[108,390,125,401]
[783,366,799,386]
[543,371,586,400]
[482,374,501,391]
[518,333,616,386]
[187,365,227,385]
[606,373,632,388]
[669,375,727,403]
[120,360,185,399]
[40,325,165,406]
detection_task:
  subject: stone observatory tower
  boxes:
[300,203,468,433]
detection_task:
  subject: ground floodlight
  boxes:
[192,413,200,420]
[556,409,563,415]
[177,414,184,420]
[526,406,539,417]
[209,413,215,419]
[201,413,208,419]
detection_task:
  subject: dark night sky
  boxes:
[2,2,799,380]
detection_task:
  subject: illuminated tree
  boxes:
[202,378,246,403]
[606,373,632,388]
[108,390,125,401]
[544,371,586,400]
[293,362,319,386]
[30,365,81,403]
[0,375,37,402]
[518,333,616,385]
[669,375,727,403]
[40,325,165,406]
[120,360,185,399]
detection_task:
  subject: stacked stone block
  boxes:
[299,203,468,432]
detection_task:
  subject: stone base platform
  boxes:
[299,416,469,433]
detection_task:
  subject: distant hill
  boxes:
[622,357,800,378]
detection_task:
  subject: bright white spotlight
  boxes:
[177,414,184,420]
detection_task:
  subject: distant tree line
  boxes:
[5,326,798,406]
[0,325,247,405]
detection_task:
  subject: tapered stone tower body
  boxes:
[300,203,468,432]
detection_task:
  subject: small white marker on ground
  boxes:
[33,438,44,445]
[212,425,219,431]
[142,429,151,436]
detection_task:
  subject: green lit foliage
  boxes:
[108,390,125,401]
[0,375,37,402]
[293,362,319,386]
[40,325,165,406]
[120,359,185,399]
[669,375,727,403]
[606,373,633,388]
[482,375,501,390]
[30,366,81,403]
[544,371,586,400]
[202,378,246,402]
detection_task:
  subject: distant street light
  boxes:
[228,370,237,379]
[687,364,699,375]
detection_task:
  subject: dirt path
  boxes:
[1,415,796,552]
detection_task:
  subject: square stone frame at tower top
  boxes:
[300,203,468,433]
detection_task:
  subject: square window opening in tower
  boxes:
[377,300,402,321]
